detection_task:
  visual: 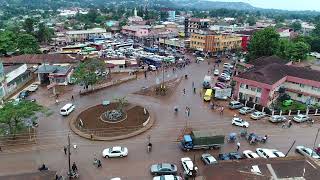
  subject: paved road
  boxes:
[0,57,320,180]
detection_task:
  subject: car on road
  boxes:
[60,103,75,116]
[295,145,320,159]
[270,149,285,158]
[213,69,219,76]
[153,175,182,180]
[239,107,254,115]
[293,114,310,123]
[256,148,277,159]
[181,157,198,177]
[201,153,217,165]
[102,146,128,158]
[218,152,243,160]
[26,84,39,92]
[228,101,244,109]
[250,111,266,120]
[18,90,30,99]
[243,150,259,159]
[232,117,249,128]
[269,115,287,123]
[150,163,177,175]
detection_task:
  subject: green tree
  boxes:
[0,101,42,138]
[0,30,17,55]
[160,11,169,21]
[290,41,311,61]
[247,27,280,61]
[72,59,106,89]
[36,23,53,44]
[312,23,320,36]
[16,33,40,54]
[275,15,285,24]
[23,18,35,34]
[290,22,302,32]
[277,39,293,60]
[246,16,256,26]
[114,96,128,113]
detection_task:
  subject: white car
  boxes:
[213,69,219,76]
[239,107,254,115]
[196,57,204,61]
[223,63,234,69]
[110,178,121,180]
[153,175,182,180]
[102,146,128,158]
[269,115,287,123]
[201,153,217,165]
[220,73,231,81]
[250,111,266,120]
[232,117,249,128]
[256,148,277,159]
[243,150,259,159]
[295,145,320,159]
[293,114,310,123]
[181,157,198,177]
[270,149,285,158]
[27,84,39,92]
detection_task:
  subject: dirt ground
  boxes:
[76,103,149,137]
[134,77,182,99]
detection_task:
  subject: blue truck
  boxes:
[180,131,225,151]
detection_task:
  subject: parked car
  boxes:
[219,73,230,81]
[148,65,157,71]
[270,149,285,157]
[215,82,227,89]
[293,114,310,123]
[256,148,277,159]
[269,115,287,123]
[27,84,39,92]
[153,175,182,180]
[222,69,232,75]
[243,150,259,159]
[215,59,222,63]
[201,153,217,165]
[232,117,249,128]
[102,146,128,158]
[181,157,198,177]
[250,111,266,120]
[218,152,242,160]
[295,145,320,159]
[223,63,234,69]
[18,90,30,99]
[196,57,204,61]
[239,107,254,115]
[150,163,177,175]
[217,76,227,82]
[229,101,244,109]
[213,69,219,76]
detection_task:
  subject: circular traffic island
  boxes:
[70,102,153,140]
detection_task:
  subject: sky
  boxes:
[210,0,320,11]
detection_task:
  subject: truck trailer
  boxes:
[180,131,225,151]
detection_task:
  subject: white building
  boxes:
[66,28,110,42]
[168,11,176,22]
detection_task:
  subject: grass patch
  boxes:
[277,101,307,111]
[306,55,317,62]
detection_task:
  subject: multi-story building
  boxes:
[121,25,150,38]
[190,31,242,53]
[66,28,110,42]
[0,62,5,102]
[185,18,210,37]
[167,11,176,22]
[233,56,320,107]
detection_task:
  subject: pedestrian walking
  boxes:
[71,95,74,101]
[183,88,186,95]
[221,106,224,115]
[282,122,286,128]
[72,162,78,172]
[199,90,202,97]
[236,142,240,151]
[144,71,147,78]
[192,81,195,88]
[288,120,292,128]
[63,146,67,155]
[0,146,2,152]
[187,107,190,117]
[193,87,196,94]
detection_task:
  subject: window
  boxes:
[257,88,262,93]
[300,84,305,88]
[245,85,249,89]
[298,94,302,97]
[251,87,256,91]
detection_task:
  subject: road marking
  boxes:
[306,160,317,169]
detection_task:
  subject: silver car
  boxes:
[201,153,217,165]
[150,163,177,175]
[296,145,320,159]
[269,115,287,123]
[293,114,310,123]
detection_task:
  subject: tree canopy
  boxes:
[72,59,106,89]
[0,100,42,138]
[247,27,280,61]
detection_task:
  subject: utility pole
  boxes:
[312,128,320,157]
[285,140,296,157]
[68,134,71,179]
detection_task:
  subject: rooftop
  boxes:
[66,28,106,35]
[36,64,71,75]
[0,170,56,180]
[1,54,85,64]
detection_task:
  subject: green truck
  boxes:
[180,131,225,151]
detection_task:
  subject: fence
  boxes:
[239,99,320,117]
[79,75,137,95]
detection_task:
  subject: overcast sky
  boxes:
[210,0,320,11]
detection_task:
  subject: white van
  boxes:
[60,103,75,116]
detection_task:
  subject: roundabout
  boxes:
[70,101,154,141]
